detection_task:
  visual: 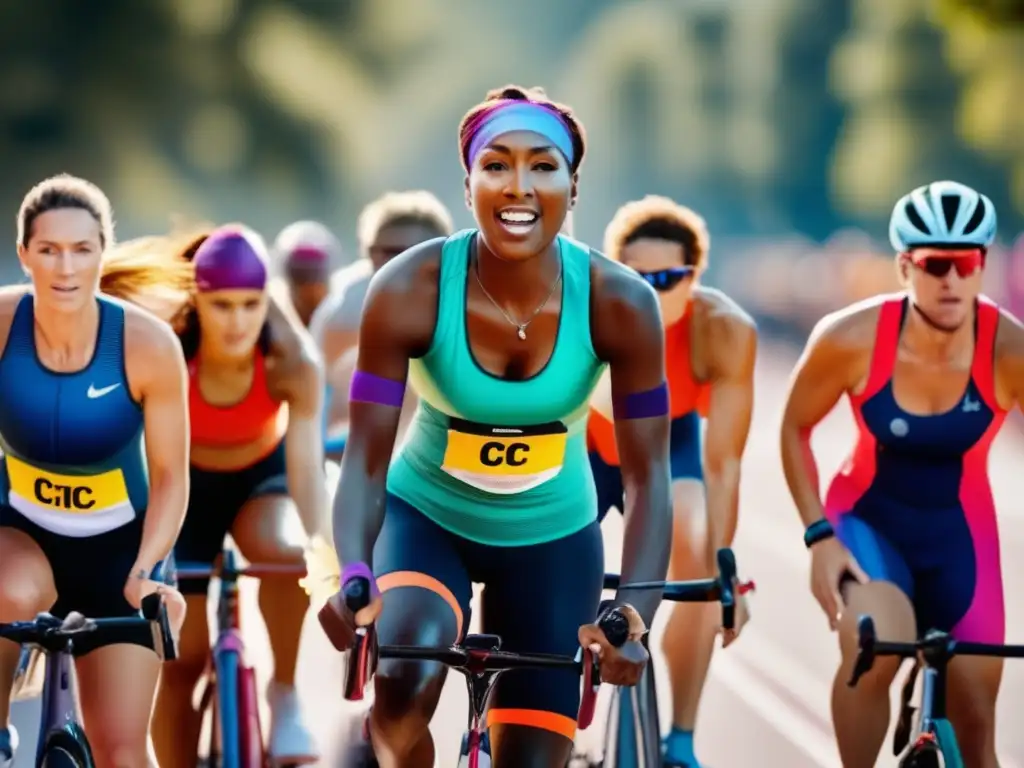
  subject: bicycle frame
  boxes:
[0,595,174,767]
[350,634,595,768]
[594,548,751,768]
[337,548,750,768]
[177,549,307,768]
[34,640,92,766]
[848,615,1024,767]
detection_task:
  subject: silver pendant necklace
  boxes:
[473,254,563,340]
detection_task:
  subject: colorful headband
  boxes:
[463,101,575,170]
[193,227,268,293]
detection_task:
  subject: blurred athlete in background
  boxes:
[310,192,454,458]
[273,220,341,328]
[588,196,756,768]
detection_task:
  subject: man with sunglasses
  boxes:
[309,191,454,458]
[780,180,1024,768]
[587,195,757,768]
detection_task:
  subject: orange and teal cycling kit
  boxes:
[0,295,158,629]
[587,302,710,518]
[175,345,288,594]
[826,294,1006,643]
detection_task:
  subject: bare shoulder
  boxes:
[994,302,1024,360]
[266,292,321,365]
[120,299,186,400]
[358,238,444,355]
[805,293,893,353]
[120,298,183,361]
[692,285,757,335]
[589,249,662,363]
[367,237,444,301]
[589,249,660,322]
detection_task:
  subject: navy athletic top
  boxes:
[0,295,147,537]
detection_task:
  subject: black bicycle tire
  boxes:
[38,725,95,768]
[899,747,943,768]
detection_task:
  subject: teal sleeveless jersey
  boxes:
[387,230,606,546]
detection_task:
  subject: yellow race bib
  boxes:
[441,418,568,494]
[6,455,131,516]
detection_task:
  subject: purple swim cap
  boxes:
[193,226,269,293]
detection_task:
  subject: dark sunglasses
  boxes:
[910,251,984,279]
[636,266,695,292]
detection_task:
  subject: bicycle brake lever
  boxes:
[847,614,876,687]
[716,548,736,630]
[576,647,599,730]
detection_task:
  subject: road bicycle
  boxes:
[848,614,1024,767]
[176,549,310,768]
[0,594,175,768]
[340,547,749,768]
[574,547,753,768]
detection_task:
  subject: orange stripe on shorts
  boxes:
[486,708,577,741]
[376,570,464,640]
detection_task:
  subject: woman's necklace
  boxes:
[473,255,563,340]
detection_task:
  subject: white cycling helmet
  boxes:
[889,180,997,252]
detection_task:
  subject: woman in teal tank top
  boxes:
[320,85,673,767]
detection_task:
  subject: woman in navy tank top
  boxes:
[0,175,190,768]
[781,180,1024,768]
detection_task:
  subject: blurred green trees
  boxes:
[0,0,1020,264]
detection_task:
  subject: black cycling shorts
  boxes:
[0,508,170,654]
[175,440,288,594]
[373,494,604,741]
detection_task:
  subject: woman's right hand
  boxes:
[317,585,383,652]
[809,537,868,631]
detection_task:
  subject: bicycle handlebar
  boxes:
[175,561,307,581]
[338,577,627,730]
[602,547,754,631]
[0,594,177,661]
[334,546,753,729]
[848,615,1024,688]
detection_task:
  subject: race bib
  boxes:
[441,418,568,495]
[5,455,135,535]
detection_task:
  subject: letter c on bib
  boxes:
[480,441,505,467]
[34,477,53,505]
[506,443,529,466]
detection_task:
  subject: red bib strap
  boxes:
[857,295,906,402]
[971,295,1002,412]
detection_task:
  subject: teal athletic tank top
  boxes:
[0,295,147,538]
[387,230,606,546]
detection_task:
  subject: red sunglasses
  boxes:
[908,250,985,278]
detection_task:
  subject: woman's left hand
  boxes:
[123,569,187,639]
[577,604,650,687]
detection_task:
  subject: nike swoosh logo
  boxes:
[87,383,121,399]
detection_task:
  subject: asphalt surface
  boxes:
[10,342,1024,767]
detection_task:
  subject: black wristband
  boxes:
[804,518,835,549]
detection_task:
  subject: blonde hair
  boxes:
[603,195,710,270]
[100,231,203,330]
[356,190,454,253]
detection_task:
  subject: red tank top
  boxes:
[188,350,284,448]
[587,304,711,466]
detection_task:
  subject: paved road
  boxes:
[11,343,1024,767]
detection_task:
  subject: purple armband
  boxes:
[350,370,405,408]
[612,382,669,420]
[340,562,380,599]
